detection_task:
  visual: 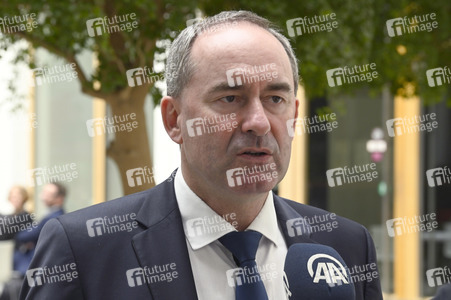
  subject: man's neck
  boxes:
[47,205,62,213]
[201,194,268,231]
[180,168,268,231]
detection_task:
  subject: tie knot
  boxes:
[219,231,262,266]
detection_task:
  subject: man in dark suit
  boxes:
[13,183,65,275]
[0,186,33,300]
[433,283,451,299]
[1,183,65,300]
[20,11,383,299]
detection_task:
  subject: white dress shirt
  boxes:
[174,169,289,300]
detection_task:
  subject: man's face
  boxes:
[8,187,26,210]
[41,184,58,207]
[175,22,298,197]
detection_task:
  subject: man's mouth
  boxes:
[242,151,267,157]
[238,148,272,157]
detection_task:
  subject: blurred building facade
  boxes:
[279,85,451,299]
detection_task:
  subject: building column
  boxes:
[393,93,421,298]
[92,96,106,204]
[278,85,307,204]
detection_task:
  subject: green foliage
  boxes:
[0,0,200,103]
[199,0,451,105]
[0,0,450,106]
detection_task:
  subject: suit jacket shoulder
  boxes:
[20,178,197,300]
[276,196,383,300]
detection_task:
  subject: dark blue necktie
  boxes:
[219,230,269,300]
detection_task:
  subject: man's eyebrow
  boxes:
[205,81,293,97]
[264,82,293,93]
[205,82,243,96]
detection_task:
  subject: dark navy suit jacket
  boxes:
[433,283,451,299]
[20,174,382,299]
[13,208,65,275]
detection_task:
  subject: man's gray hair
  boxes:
[165,10,299,98]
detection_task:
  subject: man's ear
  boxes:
[289,98,300,136]
[294,98,299,120]
[161,96,183,144]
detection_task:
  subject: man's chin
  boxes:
[226,182,276,195]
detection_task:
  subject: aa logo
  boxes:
[307,254,349,285]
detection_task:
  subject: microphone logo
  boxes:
[282,271,292,298]
[307,254,350,285]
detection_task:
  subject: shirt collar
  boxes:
[174,169,283,250]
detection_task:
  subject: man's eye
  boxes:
[270,96,283,104]
[220,96,236,103]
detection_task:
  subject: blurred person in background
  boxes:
[14,182,66,270]
[0,186,33,300]
[1,182,66,299]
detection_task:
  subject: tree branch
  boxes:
[103,1,128,74]
[11,31,107,99]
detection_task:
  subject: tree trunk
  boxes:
[106,86,155,195]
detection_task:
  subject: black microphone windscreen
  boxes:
[283,243,356,300]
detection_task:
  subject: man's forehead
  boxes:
[188,22,293,85]
[44,184,57,192]
[191,22,286,61]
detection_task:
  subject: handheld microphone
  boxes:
[283,243,356,299]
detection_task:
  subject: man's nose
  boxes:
[240,98,271,136]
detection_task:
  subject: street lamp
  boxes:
[367,126,390,291]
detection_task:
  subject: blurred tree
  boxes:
[1,0,449,195]
[0,0,199,195]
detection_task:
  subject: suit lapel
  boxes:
[132,176,198,300]
[273,195,317,247]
